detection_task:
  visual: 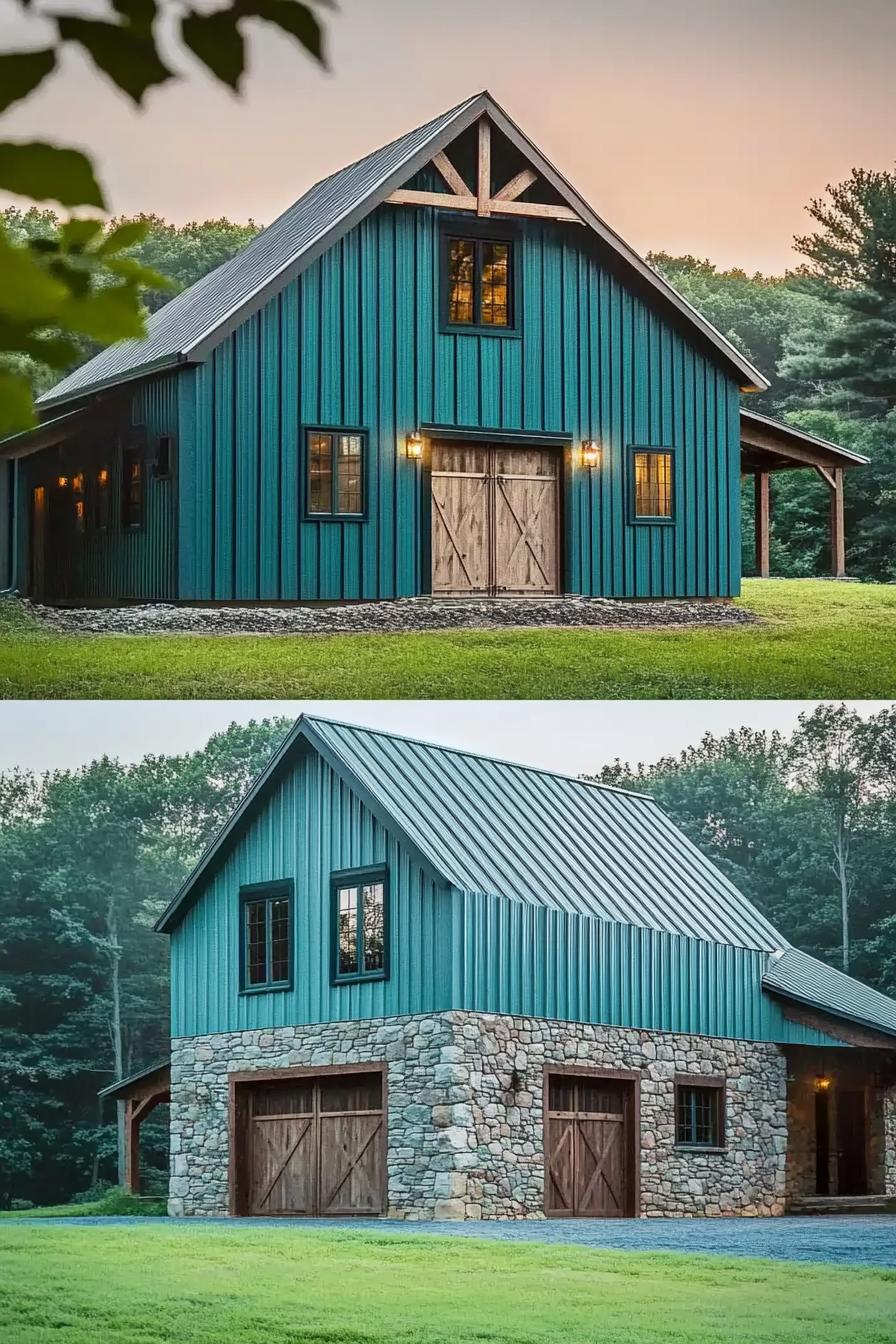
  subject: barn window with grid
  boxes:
[332,867,388,982]
[631,449,674,519]
[306,430,366,516]
[240,883,293,991]
[675,1081,725,1147]
[445,235,513,329]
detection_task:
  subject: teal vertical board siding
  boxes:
[17,375,177,601]
[176,203,743,601]
[170,745,453,1038]
[452,891,847,1046]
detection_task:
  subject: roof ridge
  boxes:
[302,712,653,801]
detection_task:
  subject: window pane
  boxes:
[448,239,475,324]
[336,434,363,514]
[246,901,267,986]
[480,242,510,326]
[269,897,290,983]
[95,468,111,530]
[362,881,384,971]
[309,433,332,513]
[123,455,143,527]
[634,451,673,517]
[338,886,359,975]
[677,1086,720,1145]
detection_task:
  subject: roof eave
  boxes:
[763,978,896,1042]
[36,352,192,414]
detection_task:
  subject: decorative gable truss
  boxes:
[387,116,583,224]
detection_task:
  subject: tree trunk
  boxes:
[106,896,126,1186]
[833,821,850,973]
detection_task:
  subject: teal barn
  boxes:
[0,93,866,604]
[106,716,896,1219]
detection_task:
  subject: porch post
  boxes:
[125,1099,140,1193]
[830,467,846,578]
[754,471,770,578]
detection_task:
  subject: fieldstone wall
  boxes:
[169,1011,790,1219]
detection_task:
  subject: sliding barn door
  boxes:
[545,1074,634,1217]
[240,1071,385,1217]
[431,443,560,596]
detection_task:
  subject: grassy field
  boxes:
[0,1190,166,1219]
[1,1224,895,1344]
[0,579,894,700]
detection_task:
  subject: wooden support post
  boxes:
[831,466,845,577]
[754,471,770,578]
[477,118,491,217]
[125,1100,140,1193]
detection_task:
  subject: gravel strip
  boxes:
[22,596,758,637]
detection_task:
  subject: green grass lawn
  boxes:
[1,1224,895,1344]
[0,579,894,700]
[0,1190,166,1219]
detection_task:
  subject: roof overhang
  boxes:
[98,1059,171,1101]
[763,948,896,1041]
[740,409,869,473]
[0,406,90,459]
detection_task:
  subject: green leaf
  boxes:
[103,254,174,289]
[236,0,327,65]
[0,232,68,320]
[58,286,148,343]
[0,142,106,209]
[96,220,150,256]
[59,218,105,251]
[0,49,57,115]
[0,321,79,369]
[181,9,245,90]
[110,0,157,32]
[0,369,36,436]
[53,16,173,103]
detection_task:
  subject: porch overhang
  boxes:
[99,1060,171,1193]
[740,410,869,579]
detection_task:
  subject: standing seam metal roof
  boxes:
[763,947,896,1040]
[39,90,768,409]
[156,714,786,952]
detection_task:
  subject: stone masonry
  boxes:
[169,1011,789,1219]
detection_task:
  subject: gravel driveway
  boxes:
[8,1214,896,1268]
[24,595,758,637]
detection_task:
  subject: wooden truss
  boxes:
[386,117,582,224]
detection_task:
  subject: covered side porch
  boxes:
[99,1060,171,1193]
[740,409,869,580]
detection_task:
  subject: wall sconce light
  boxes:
[97,469,110,486]
[406,430,424,461]
[814,1071,831,1092]
[57,475,69,488]
[581,440,601,469]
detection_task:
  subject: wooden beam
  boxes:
[754,472,770,579]
[814,464,836,491]
[477,118,491,217]
[830,466,846,577]
[386,188,476,211]
[431,151,470,198]
[125,1100,140,1194]
[493,168,538,202]
[489,199,582,223]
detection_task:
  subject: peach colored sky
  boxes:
[3,0,894,273]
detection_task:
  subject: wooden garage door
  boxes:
[431,443,560,596]
[241,1070,385,1217]
[545,1074,634,1218]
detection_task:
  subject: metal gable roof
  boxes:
[763,947,896,1040]
[156,714,785,953]
[39,90,767,411]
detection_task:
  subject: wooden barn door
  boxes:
[239,1069,385,1217]
[430,443,560,596]
[545,1074,635,1217]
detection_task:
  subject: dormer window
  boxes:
[445,235,513,330]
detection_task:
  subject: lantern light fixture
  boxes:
[581,439,601,469]
[57,475,69,488]
[814,1071,831,1092]
[406,430,424,460]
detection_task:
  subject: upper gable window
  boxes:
[240,881,293,992]
[307,430,365,517]
[631,449,674,521]
[446,236,513,330]
[331,866,388,983]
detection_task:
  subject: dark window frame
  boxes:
[304,427,368,520]
[121,445,145,530]
[153,433,174,481]
[440,220,520,337]
[238,879,294,995]
[674,1075,726,1150]
[330,864,390,985]
[628,445,676,526]
[94,465,113,533]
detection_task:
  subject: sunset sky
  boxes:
[2,0,894,273]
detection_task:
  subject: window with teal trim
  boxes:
[331,866,388,983]
[239,882,292,992]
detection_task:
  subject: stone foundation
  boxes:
[170,1011,791,1219]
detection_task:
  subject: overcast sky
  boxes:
[3,0,895,272]
[0,701,890,777]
